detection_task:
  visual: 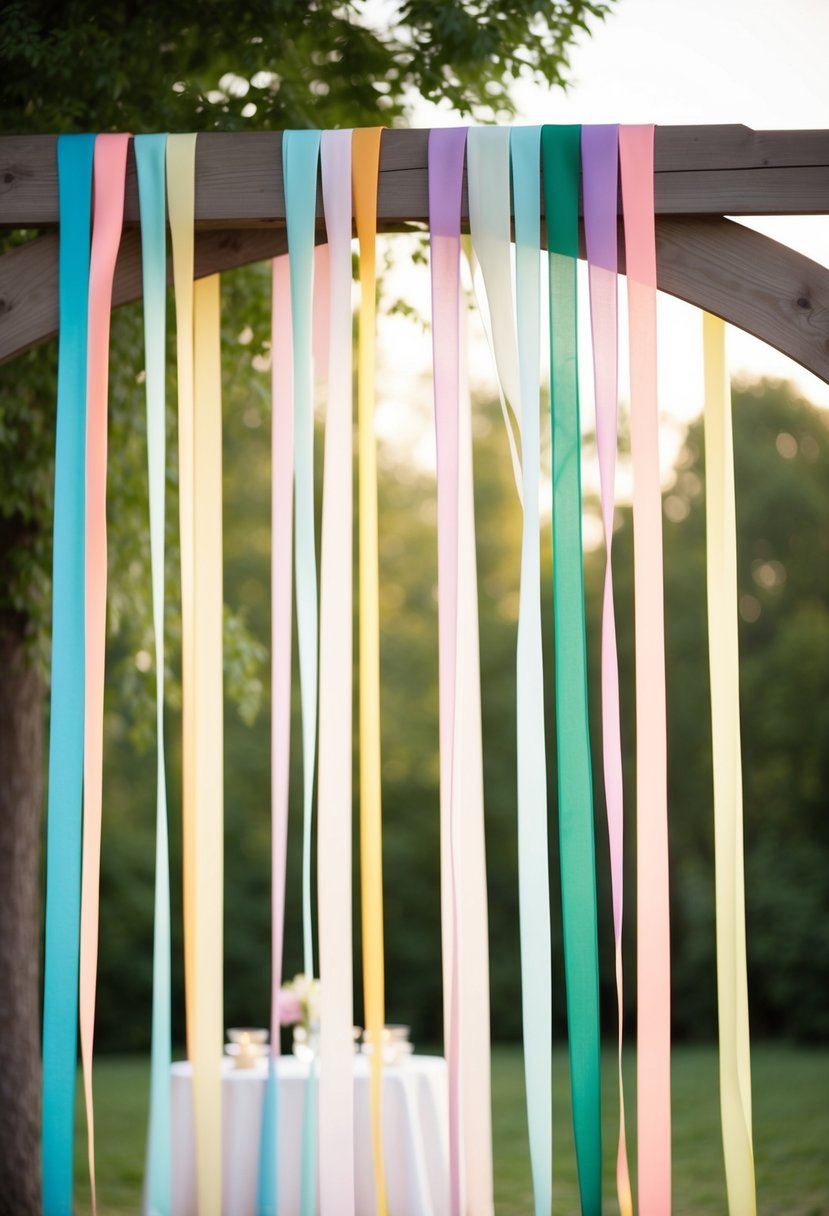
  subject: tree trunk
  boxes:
[0,627,43,1214]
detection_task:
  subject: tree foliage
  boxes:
[585,377,829,1042]
[0,0,612,134]
[0,0,613,702]
[94,371,829,1049]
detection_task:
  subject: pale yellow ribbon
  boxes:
[353,126,388,1216]
[703,312,756,1216]
[168,136,224,1216]
[192,272,224,1216]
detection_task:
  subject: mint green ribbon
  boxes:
[283,128,321,1216]
[542,123,603,1215]
[135,133,172,1216]
[42,132,95,1215]
[510,125,553,1216]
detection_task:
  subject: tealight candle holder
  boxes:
[225,1027,269,1070]
[361,1024,413,1065]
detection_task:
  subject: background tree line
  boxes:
[89,266,829,1053]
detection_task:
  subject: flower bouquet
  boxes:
[278,974,321,1060]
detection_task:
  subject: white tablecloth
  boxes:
[168,1054,449,1216]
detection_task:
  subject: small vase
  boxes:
[292,1022,320,1062]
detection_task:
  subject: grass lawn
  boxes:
[74,1045,828,1214]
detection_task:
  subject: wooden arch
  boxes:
[1,126,829,381]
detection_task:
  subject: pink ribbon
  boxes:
[318,127,356,1214]
[620,123,672,1214]
[428,126,467,1216]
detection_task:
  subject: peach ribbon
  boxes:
[79,131,130,1216]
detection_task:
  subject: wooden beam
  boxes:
[2,126,829,230]
[2,214,828,386]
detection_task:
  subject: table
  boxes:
[168,1053,449,1216]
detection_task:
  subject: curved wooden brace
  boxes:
[654,217,829,383]
[2,216,828,384]
[0,227,290,364]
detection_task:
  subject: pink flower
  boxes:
[277,989,304,1026]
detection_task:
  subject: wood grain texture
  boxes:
[2,215,827,386]
[655,216,829,381]
[0,228,289,363]
[2,126,829,228]
[0,632,43,1215]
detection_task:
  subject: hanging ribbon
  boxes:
[42,132,95,1215]
[544,121,603,1215]
[318,128,356,1216]
[428,125,467,1216]
[509,124,553,1216]
[456,240,494,1216]
[166,132,198,1064]
[80,131,131,1216]
[134,132,172,1216]
[283,128,321,988]
[581,123,633,1216]
[192,271,225,1216]
[283,127,322,1216]
[619,123,672,1215]
[466,127,523,499]
[313,243,331,384]
[352,125,388,1216]
[257,252,294,1215]
[168,134,224,1215]
[703,312,756,1216]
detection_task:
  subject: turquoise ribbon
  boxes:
[42,132,95,1215]
[135,133,172,1216]
[542,123,603,1214]
[283,127,322,1216]
[257,1061,278,1215]
[510,125,554,1216]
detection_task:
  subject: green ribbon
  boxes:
[542,123,603,1215]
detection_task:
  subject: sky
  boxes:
[371,0,829,478]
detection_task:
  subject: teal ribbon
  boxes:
[135,133,172,1216]
[283,128,321,1216]
[284,127,320,997]
[510,125,553,1216]
[257,1061,278,1215]
[42,132,95,1215]
[542,124,603,1214]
